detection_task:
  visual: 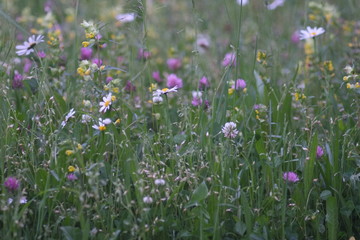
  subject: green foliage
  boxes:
[0,0,360,239]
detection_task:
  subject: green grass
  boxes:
[0,0,360,239]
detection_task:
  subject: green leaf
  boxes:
[235,221,247,236]
[35,169,48,192]
[320,190,332,201]
[189,181,208,204]
[304,133,317,198]
[60,226,82,240]
[326,196,338,240]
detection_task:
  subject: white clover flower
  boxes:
[222,122,239,139]
[299,26,325,40]
[116,13,136,23]
[154,179,166,186]
[16,35,44,56]
[143,196,153,204]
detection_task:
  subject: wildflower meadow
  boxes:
[1,0,360,239]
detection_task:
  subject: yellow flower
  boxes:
[115,119,121,124]
[82,41,90,47]
[323,61,334,72]
[112,87,120,93]
[86,32,95,39]
[294,92,306,101]
[149,83,158,92]
[256,50,266,63]
[65,150,74,156]
[68,165,76,172]
[228,88,235,95]
[77,144,83,150]
[77,67,85,76]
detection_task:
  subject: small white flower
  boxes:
[116,13,136,23]
[192,91,202,98]
[16,35,44,56]
[222,122,239,139]
[154,179,166,186]
[99,93,113,113]
[153,86,178,97]
[299,26,325,40]
[236,0,249,6]
[344,65,353,75]
[7,198,13,204]
[196,34,211,53]
[152,95,163,104]
[61,108,76,128]
[81,114,92,123]
[19,196,27,204]
[143,196,153,204]
[267,0,285,10]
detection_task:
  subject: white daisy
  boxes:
[116,13,136,23]
[99,93,113,113]
[222,122,239,139]
[299,26,325,40]
[153,86,178,97]
[92,118,112,131]
[16,35,44,56]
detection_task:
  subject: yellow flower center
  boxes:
[162,88,169,92]
[104,100,111,107]
[99,125,106,131]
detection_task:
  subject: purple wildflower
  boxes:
[67,173,78,181]
[92,58,103,67]
[4,177,20,191]
[152,71,163,83]
[222,52,236,67]
[167,58,182,71]
[233,79,246,90]
[12,71,24,89]
[124,81,136,92]
[283,172,299,183]
[80,47,93,60]
[316,146,324,159]
[167,73,183,88]
[199,76,210,89]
